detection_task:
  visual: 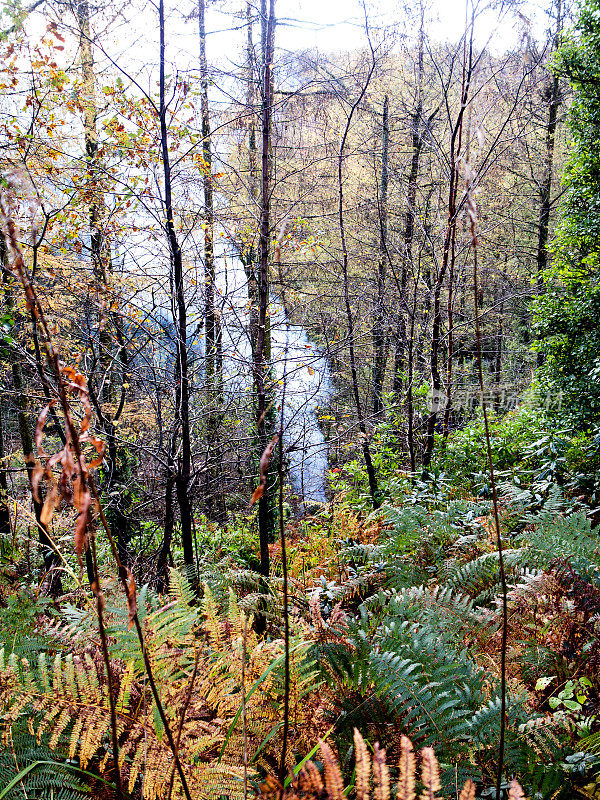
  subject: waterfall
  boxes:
[216,244,333,503]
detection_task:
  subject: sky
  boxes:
[16,0,559,108]
[105,0,553,102]
[242,0,551,55]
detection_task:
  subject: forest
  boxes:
[1,0,600,795]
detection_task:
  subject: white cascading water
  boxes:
[216,243,333,503]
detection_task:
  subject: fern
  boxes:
[313,571,571,793]
[260,730,524,800]
[522,510,600,573]
[362,585,476,635]
[0,567,327,799]
[443,548,528,603]
[0,717,91,800]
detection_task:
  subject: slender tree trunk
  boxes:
[0,399,10,537]
[394,12,427,473]
[1,252,61,592]
[77,0,135,563]
[392,113,422,394]
[394,13,424,397]
[158,0,194,573]
[536,0,562,367]
[442,216,458,437]
[253,0,277,578]
[77,0,111,384]
[157,434,176,591]
[247,0,258,204]
[406,276,418,474]
[242,0,261,436]
[338,58,379,509]
[372,95,389,416]
[199,0,225,522]
[422,29,473,469]
[444,64,473,437]
[494,295,504,412]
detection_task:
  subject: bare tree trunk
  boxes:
[199,0,226,522]
[253,0,277,578]
[406,276,418,474]
[158,0,194,574]
[392,111,421,394]
[393,11,427,473]
[77,0,111,380]
[0,399,10,537]
[536,0,563,367]
[247,0,258,204]
[338,57,379,509]
[157,434,176,591]
[444,60,473,438]
[77,0,135,564]
[422,27,473,469]
[494,294,504,412]
[372,94,389,417]
[394,12,425,396]
[1,251,60,592]
[242,0,261,429]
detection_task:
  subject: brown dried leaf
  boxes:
[31,463,44,504]
[40,483,60,526]
[89,435,105,467]
[459,779,476,800]
[126,569,137,629]
[73,489,91,566]
[353,728,370,800]
[251,484,265,504]
[397,735,416,800]
[419,748,440,800]
[251,433,279,506]
[34,399,56,459]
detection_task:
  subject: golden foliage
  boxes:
[0,571,326,799]
[420,747,441,800]
[354,729,371,800]
[458,780,476,800]
[397,735,416,800]
[0,570,529,800]
[264,730,527,800]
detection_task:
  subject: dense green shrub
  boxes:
[534,0,600,428]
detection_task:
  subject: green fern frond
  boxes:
[523,511,599,571]
[444,549,526,600]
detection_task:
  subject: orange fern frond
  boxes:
[320,741,344,800]
[397,735,416,800]
[419,747,441,800]
[508,779,526,800]
[373,742,390,800]
[459,779,476,800]
[354,728,371,800]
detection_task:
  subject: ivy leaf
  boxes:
[535,676,556,691]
